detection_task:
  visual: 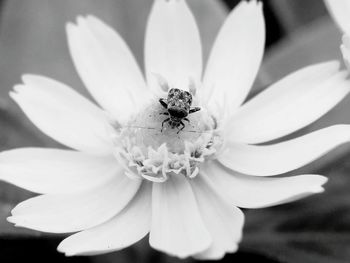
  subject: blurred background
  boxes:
[0,0,350,262]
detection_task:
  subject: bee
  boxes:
[159,88,200,134]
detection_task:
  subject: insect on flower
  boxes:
[2,0,350,260]
[159,87,201,133]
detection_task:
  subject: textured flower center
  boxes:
[111,100,222,182]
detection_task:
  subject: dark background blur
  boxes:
[224,0,328,48]
[0,0,349,263]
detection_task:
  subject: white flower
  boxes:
[1,0,350,260]
[324,0,350,70]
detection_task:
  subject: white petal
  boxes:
[227,61,350,144]
[149,175,211,258]
[145,0,202,92]
[58,182,152,256]
[0,148,117,194]
[190,175,244,260]
[66,15,150,123]
[324,0,350,34]
[10,75,112,155]
[202,0,265,114]
[203,161,327,209]
[8,172,141,233]
[218,125,350,176]
[341,34,350,71]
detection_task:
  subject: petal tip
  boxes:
[11,84,24,94]
[317,175,328,186]
[6,216,15,224]
[325,60,341,71]
[309,175,328,193]
[6,216,24,229]
[65,22,76,32]
[243,0,263,10]
[255,1,263,10]
[9,90,17,97]
[21,74,41,85]
[57,243,75,257]
[159,0,184,4]
[313,186,325,194]
[195,243,239,260]
[9,91,18,104]
[85,14,99,23]
[76,15,88,27]
[149,232,212,259]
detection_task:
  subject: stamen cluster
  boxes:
[110,103,221,183]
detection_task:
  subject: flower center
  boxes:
[111,99,222,183]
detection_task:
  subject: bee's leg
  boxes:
[177,121,185,134]
[189,107,201,114]
[161,118,170,132]
[159,98,168,109]
[184,117,190,123]
[159,112,169,115]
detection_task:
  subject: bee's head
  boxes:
[168,107,188,118]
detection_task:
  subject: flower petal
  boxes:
[0,148,117,194]
[342,34,350,71]
[149,175,211,258]
[203,161,327,209]
[66,15,150,123]
[324,0,350,34]
[8,172,141,233]
[57,182,152,256]
[218,125,350,176]
[10,75,112,155]
[202,0,265,114]
[190,174,244,260]
[227,61,350,144]
[145,0,202,93]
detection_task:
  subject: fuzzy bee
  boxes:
[159,88,200,133]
